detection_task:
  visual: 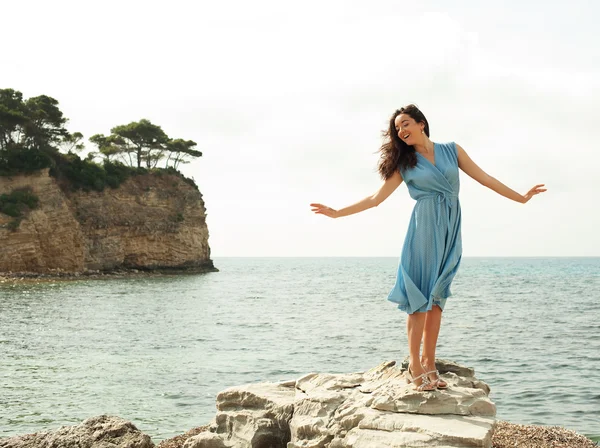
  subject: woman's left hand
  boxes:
[310,203,339,218]
[521,184,547,203]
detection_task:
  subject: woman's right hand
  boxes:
[310,203,339,218]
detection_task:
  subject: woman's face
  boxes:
[394,113,423,145]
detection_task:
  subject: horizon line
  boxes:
[211,255,600,258]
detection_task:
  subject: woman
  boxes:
[310,104,546,391]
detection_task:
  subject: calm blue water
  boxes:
[1,257,599,442]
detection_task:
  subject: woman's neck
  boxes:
[413,138,434,154]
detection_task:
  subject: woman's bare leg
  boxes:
[421,304,447,386]
[406,311,431,387]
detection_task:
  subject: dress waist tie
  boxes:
[419,193,458,226]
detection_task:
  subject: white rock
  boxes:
[183,432,229,448]
[201,360,497,448]
[212,382,296,447]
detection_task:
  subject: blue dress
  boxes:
[387,141,462,314]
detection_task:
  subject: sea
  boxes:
[1,257,599,443]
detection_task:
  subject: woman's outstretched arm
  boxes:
[456,143,546,203]
[311,170,403,218]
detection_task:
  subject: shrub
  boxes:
[9,188,40,209]
[1,147,198,192]
[0,187,40,230]
[7,218,22,232]
[57,154,107,192]
[0,146,53,176]
[0,202,21,217]
[169,212,185,223]
[49,153,139,192]
[160,166,198,190]
[104,160,133,189]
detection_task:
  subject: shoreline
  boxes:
[154,421,599,447]
[0,265,219,284]
[2,418,597,448]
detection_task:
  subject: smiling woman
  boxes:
[310,103,546,393]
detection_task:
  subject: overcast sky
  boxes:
[2,0,599,256]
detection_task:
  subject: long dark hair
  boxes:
[377,104,430,179]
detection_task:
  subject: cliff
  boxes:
[0,169,214,274]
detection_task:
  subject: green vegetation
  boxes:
[0,88,202,191]
[49,153,143,192]
[171,212,185,223]
[0,187,39,231]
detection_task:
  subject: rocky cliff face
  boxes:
[0,169,214,274]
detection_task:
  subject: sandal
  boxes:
[406,367,436,391]
[424,369,448,390]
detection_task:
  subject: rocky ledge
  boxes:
[184,358,496,448]
[1,360,596,448]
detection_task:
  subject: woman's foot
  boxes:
[406,363,436,391]
[422,361,448,389]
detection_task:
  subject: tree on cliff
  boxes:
[165,139,202,169]
[0,89,65,150]
[89,120,202,169]
[110,119,169,169]
[1,88,202,193]
[0,89,85,152]
[0,89,85,173]
[88,134,127,163]
[59,132,85,154]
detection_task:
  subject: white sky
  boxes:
[2,0,599,256]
